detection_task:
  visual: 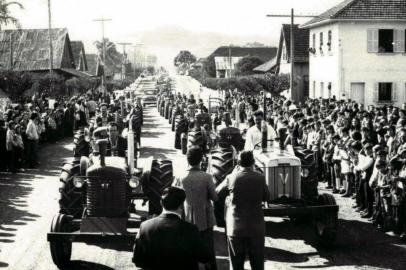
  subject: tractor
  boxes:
[223,127,338,245]
[49,117,173,269]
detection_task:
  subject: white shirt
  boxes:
[26,120,39,140]
[244,123,277,151]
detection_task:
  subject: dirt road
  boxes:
[1,104,406,270]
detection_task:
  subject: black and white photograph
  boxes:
[0,0,406,269]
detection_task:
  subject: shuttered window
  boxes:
[394,30,405,53]
[367,29,379,53]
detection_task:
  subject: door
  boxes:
[320,82,324,98]
[350,83,365,104]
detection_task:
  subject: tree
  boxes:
[0,0,23,30]
[93,39,122,76]
[174,50,197,67]
[202,54,216,78]
[235,56,264,76]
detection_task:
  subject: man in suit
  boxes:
[106,122,127,157]
[133,187,210,270]
[174,146,218,270]
[216,151,269,270]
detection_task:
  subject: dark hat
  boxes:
[161,187,186,211]
[388,158,403,171]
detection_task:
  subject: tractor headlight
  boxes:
[301,168,310,178]
[129,177,140,189]
[73,177,84,188]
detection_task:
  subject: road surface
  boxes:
[1,76,406,269]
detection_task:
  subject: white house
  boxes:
[300,0,406,106]
[209,46,277,78]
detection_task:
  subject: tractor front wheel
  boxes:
[49,214,72,268]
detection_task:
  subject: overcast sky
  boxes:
[8,0,343,67]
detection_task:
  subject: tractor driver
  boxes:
[244,110,277,151]
[99,103,113,127]
[106,122,127,157]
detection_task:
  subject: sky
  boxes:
[6,0,344,68]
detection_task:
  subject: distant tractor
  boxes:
[48,118,173,269]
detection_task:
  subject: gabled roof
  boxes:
[301,0,406,28]
[253,57,277,73]
[0,28,74,71]
[70,41,88,71]
[210,46,277,63]
[280,24,309,63]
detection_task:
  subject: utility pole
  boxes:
[266,10,315,101]
[48,0,54,93]
[228,45,232,78]
[117,42,132,82]
[131,44,144,81]
[93,17,112,94]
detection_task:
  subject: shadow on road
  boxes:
[264,218,406,269]
[65,260,115,270]
[140,146,178,160]
[0,262,9,268]
[0,138,72,254]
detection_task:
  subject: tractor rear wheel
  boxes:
[73,130,90,158]
[142,160,173,215]
[187,130,207,153]
[58,161,84,219]
[174,117,188,149]
[209,148,236,227]
[314,193,338,246]
[49,214,72,268]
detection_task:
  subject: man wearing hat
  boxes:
[133,187,210,270]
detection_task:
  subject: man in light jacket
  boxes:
[25,112,40,168]
[216,150,269,270]
[174,146,218,270]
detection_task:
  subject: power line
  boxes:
[266,10,316,102]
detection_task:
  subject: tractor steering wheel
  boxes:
[253,140,275,150]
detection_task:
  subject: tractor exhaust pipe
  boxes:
[128,115,135,175]
[278,127,287,152]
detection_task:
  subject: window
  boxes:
[312,81,316,98]
[328,30,332,51]
[378,29,394,53]
[319,32,324,50]
[328,82,332,98]
[378,83,392,101]
[320,82,324,97]
[312,33,316,49]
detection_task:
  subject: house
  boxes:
[300,0,406,106]
[209,46,277,78]
[0,28,93,79]
[85,54,98,75]
[264,24,310,102]
[70,41,88,71]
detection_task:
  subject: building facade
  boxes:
[276,24,309,102]
[301,0,406,106]
[209,46,277,78]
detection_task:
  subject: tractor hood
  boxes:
[254,147,301,168]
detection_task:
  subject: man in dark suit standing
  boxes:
[216,151,269,270]
[133,187,210,270]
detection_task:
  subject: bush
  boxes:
[198,73,291,96]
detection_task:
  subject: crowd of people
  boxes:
[0,91,125,173]
[139,88,406,270]
[224,91,406,240]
